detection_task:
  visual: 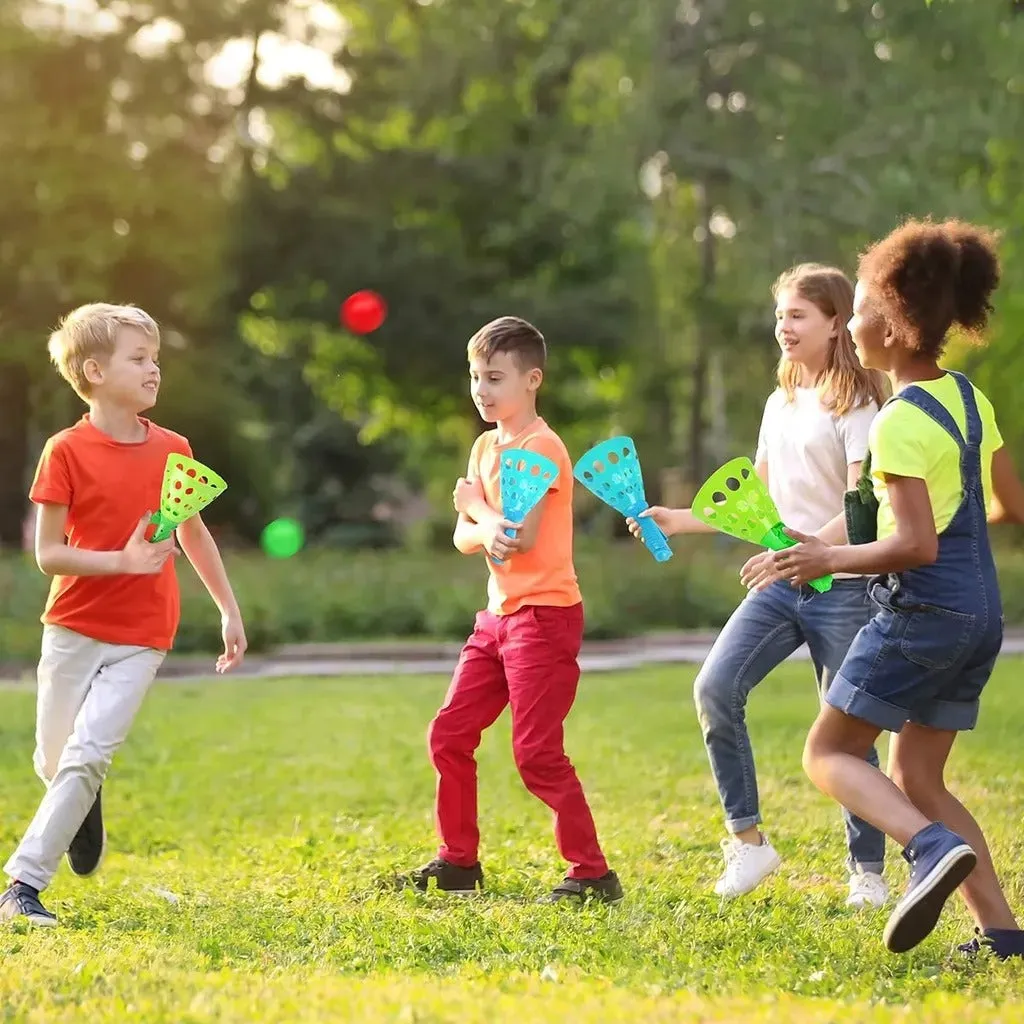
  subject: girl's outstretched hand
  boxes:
[626,506,677,542]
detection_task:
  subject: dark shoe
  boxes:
[401,857,483,894]
[67,788,106,877]
[883,823,976,953]
[0,882,57,927]
[959,927,1024,960]
[545,870,623,904]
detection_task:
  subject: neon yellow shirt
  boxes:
[870,373,1002,540]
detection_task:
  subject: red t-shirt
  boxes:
[29,415,193,650]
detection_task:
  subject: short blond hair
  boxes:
[48,303,159,398]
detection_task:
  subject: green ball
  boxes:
[261,518,305,559]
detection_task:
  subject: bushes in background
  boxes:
[4,537,1024,663]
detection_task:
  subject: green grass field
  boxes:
[2,662,1024,1022]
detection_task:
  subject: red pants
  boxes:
[427,603,609,879]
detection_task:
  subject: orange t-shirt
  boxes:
[468,417,582,615]
[29,415,193,650]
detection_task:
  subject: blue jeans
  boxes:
[694,579,886,873]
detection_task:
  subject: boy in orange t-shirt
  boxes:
[405,317,621,903]
[0,304,247,928]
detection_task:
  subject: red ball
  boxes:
[341,290,387,334]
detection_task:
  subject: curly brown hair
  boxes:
[857,218,1001,358]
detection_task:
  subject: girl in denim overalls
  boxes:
[774,219,1024,958]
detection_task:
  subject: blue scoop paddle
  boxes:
[490,447,560,565]
[573,436,672,562]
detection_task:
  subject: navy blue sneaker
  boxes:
[883,822,976,953]
[0,882,57,927]
[958,927,1024,960]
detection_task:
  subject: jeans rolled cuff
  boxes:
[849,860,885,875]
[912,699,979,732]
[725,813,761,834]
[826,674,909,733]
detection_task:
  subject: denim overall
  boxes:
[827,371,1004,733]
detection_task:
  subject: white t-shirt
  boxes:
[754,387,877,537]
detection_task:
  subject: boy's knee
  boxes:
[58,737,112,785]
[427,716,447,761]
[514,742,567,786]
[427,713,473,765]
[33,747,60,783]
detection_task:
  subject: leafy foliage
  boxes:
[0,0,1021,545]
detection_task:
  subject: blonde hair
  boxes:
[47,303,159,398]
[772,263,889,416]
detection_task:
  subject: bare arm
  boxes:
[773,474,938,584]
[452,476,523,560]
[632,457,770,540]
[452,476,501,550]
[988,446,1024,524]
[673,458,770,535]
[177,514,247,672]
[814,459,863,546]
[35,503,175,577]
[664,508,719,536]
[176,515,242,619]
[815,515,849,546]
[453,513,486,555]
[462,492,500,529]
[514,498,546,553]
[36,504,120,575]
[826,474,938,574]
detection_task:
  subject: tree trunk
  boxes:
[0,360,31,548]
[688,180,715,489]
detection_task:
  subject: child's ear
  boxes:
[82,357,104,385]
[528,367,543,392]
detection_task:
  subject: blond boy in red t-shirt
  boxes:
[0,304,247,928]
[404,317,621,903]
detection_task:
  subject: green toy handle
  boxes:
[149,512,175,544]
[760,522,833,593]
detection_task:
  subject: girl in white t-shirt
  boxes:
[630,264,890,904]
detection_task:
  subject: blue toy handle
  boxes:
[489,524,519,567]
[637,511,673,562]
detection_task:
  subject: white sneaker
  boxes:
[846,868,889,909]
[713,834,782,897]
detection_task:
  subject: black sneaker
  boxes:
[0,882,57,927]
[401,857,483,894]
[959,927,1024,960]
[545,870,623,904]
[67,788,106,877]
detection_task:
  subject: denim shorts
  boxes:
[825,586,1003,733]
